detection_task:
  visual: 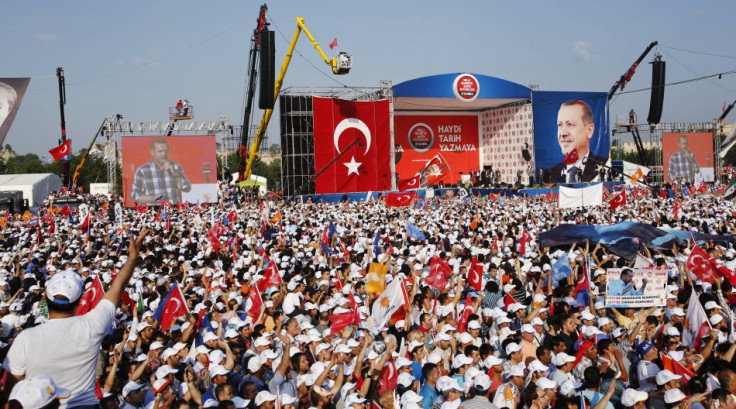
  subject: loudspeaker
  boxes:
[647,59,666,124]
[259,30,276,110]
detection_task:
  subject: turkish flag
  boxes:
[420,154,451,187]
[60,204,71,217]
[518,228,532,255]
[673,199,682,218]
[715,263,736,287]
[329,311,355,335]
[660,352,695,385]
[329,38,338,50]
[207,222,227,252]
[378,356,398,394]
[398,175,421,191]
[504,293,515,311]
[426,255,451,291]
[257,259,283,293]
[312,97,391,194]
[467,257,483,292]
[687,244,716,283]
[248,286,262,316]
[457,293,474,333]
[385,192,416,207]
[608,190,626,210]
[154,284,190,331]
[76,275,104,316]
[562,149,579,165]
[49,139,72,161]
[227,209,238,223]
[121,290,136,311]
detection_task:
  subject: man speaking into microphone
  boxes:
[131,138,191,204]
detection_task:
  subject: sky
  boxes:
[3,1,736,159]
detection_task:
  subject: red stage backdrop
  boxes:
[394,114,479,185]
[121,135,218,207]
[312,97,391,194]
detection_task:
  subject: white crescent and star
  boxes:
[469,267,480,285]
[334,118,371,176]
[59,144,68,155]
[385,362,396,380]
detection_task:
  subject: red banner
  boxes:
[312,97,391,194]
[394,115,479,186]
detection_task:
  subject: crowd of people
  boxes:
[0,181,735,409]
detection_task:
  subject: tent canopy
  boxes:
[0,173,62,205]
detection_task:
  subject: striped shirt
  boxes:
[668,150,699,182]
[131,161,191,203]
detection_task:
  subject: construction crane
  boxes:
[239,11,352,182]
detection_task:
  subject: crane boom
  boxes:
[241,16,351,182]
[608,41,658,101]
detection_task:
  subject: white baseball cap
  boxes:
[474,374,492,390]
[664,389,686,404]
[536,377,557,390]
[122,381,144,398]
[452,354,473,369]
[505,342,521,355]
[9,376,71,409]
[46,271,84,304]
[345,393,367,407]
[254,391,277,406]
[621,388,649,407]
[655,370,682,386]
[552,352,575,367]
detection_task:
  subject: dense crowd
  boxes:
[0,182,735,409]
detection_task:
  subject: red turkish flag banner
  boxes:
[426,255,451,291]
[312,97,391,194]
[248,286,262,316]
[467,257,483,292]
[329,311,355,335]
[421,154,451,187]
[49,139,72,161]
[60,204,71,217]
[159,284,189,331]
[687,244,716,283]
[398,175,421,191]
[76,275,104,316]
[608,190,626,210]
[385,192,416,207]
[378,355,398,394]
[518,228,532,255]
[715,263,736,287]
[457,293,474,333]
[207,222,227,252]
[257,259,283,293]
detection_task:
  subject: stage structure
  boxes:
[279,73,611,197]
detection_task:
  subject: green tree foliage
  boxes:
[216,151,281,188]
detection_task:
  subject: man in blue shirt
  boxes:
[607,269,646,296]
[419,363,440,409]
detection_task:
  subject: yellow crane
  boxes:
[242,17,351,182]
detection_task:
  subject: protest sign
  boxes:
[604,267,667,308]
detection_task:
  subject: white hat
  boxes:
[203,332,219,343]
[452,354,473,369]
[671,308,685,317]
[520,324,535,334]
[458,332,474,344]
[474,374,492,390]
[155,365,179,379]
[254,391,277,406]
[397,372,414,388]
[664,389,687,404]
[209,365,229,378]
[559,380,582,397]
[507,363,525,378]
[552,352,575,367]
[335,344,352,354]
[122,381,144,398]
[203,399,219,408]
[400,391,423,406]
[621,388,649,407]
[581,311,595,321]
[528,360,548,373]
[531,317,544,326]
[665,327,680,337]
[46,271,84,304]
[345,393,367,407]
[655,370,682,386]
[439,378,463,392]
[440,401,461,409]
[612,328,628,338]
[594,302,605,310]
[468,320,482,330]
[247,356,263,373]
[484,355,504,368]
[535,377,557,390]
[710,314,724,325]
[704,301,720,310]
[505,343,521,355]
[232,397,252,409]
[254,337,270,347]
[150,341,164,350]
[396,357,412,368]
[9,376,71,409]
[597,317,611,328]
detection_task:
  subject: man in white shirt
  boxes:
[3,229,148,409]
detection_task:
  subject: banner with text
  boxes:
[0,78,31,147]
[604,267,667,308]
[121,135,218,207]
[394,114,479,186]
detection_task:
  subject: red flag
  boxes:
[503,293,515,311]
[257,260,283,293]
[660,352,694,385]
[608,190,626,210]
[378,356,398,394]
[562,149,579,165]
[574,262,590,293]
[135,203,149,214]
[673,199,682,219]
[545,190,554,201]
[312,97,391,193]
[715,263,736,287]
[79,213,90,234]
[49,139,72,161]
[329,311,355,335]
[457,293,474,333]
[687,244,716,283]
[421,154,451,187]
[492,236,499,251]
[518,228,532,255]
[121,291,136,311]
[176,202,186,211]
[426,255,451,291]
[467,257,483,292]
[329,37,338,50]
[76,275,104,316]
[385,192,416,207]
[248,286,262,316]
[158,284,189,331]
[398,175,421,191]
[60,204,71,217]
[207,222,227,252]
[227,208,238,223]
[339,241,350,263]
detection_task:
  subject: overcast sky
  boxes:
[3,0,735,158]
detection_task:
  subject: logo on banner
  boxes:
[408,123,434,153]
[453,73,480,102]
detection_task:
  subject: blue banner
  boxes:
[532,91,609,183]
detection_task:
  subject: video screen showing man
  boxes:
[668,134,700,183]
[607,268,647,296]
[131,138,191,204]
[546,100,607,184]
[0,82,18,129]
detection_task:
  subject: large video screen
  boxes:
[394,114,480,185]
[662,132,714,183]
[532,91,609,184]
[121,135,218,207]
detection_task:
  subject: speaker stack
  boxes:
[259,30,276,110]
[647,58,666,124]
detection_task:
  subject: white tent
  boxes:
[0,173,62,206]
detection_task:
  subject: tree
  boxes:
[269,144,281,154]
